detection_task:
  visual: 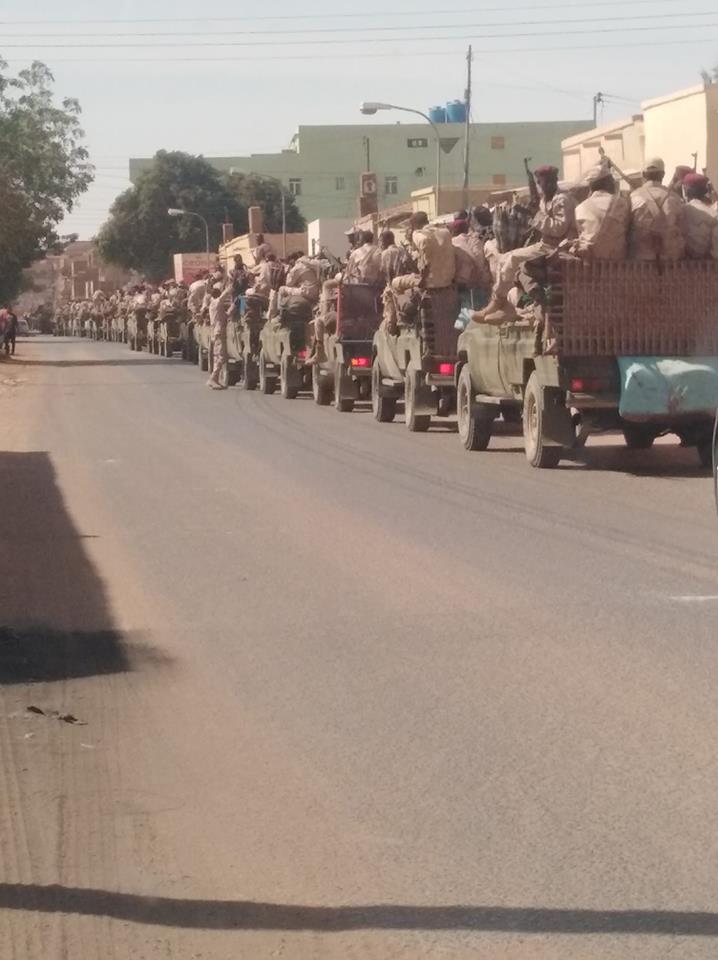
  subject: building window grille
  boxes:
[407,137,429,148]
[491,136,506,150]
[289,178,302,196]
[335,177,345,191]
[492,174,507,186]
[385,176,398,196]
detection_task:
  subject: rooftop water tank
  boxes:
[446,100,467,123]
[428,105,447,124]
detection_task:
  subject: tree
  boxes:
[97,152,305,281]
[0,59,93,304]
[224,172,304,233]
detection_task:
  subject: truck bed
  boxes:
[550,259,718,357]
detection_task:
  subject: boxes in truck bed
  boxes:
[549,260,718,358]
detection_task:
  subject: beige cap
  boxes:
[583,159,612,186]
[644,157,665,174]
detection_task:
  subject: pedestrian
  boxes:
[4,307,18,355]
[206,283,232,390]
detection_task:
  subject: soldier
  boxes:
[379,230,405,284]
[206,283,233,390]
[682,173,718,260]
[344,230,382,284]
[629,157,685,262]
[394,210,455,293]
[478,164,576,322]
[569,161,630,261]
[451,220,490,289]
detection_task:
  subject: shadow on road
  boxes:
[0,452,169,684]
[13,358,180,368]
[0,883,717,937]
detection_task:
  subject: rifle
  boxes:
[598,147,633,189]
[524,156,539,209]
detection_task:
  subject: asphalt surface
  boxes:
[2,335,718,959]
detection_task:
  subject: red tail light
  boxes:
[570,377,607,393]
[438,362,455,376]
[351,357,371,368]
[296,349,308,359]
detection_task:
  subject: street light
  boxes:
[167,208,211,271]
[360,101,442,216]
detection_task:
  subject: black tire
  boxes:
[334,364,354,413]
[358,377,372,401]
[523,371,562,468]
[457,365,492,451]
[698,438,713,469]
[280,355,299,399]
[312,365,332,405]
[259,351,276,395]
[129,336,136,352]
[243,357,259,391]
[623,423,657,450]
[372,358,396,423]
[404,368,431,433]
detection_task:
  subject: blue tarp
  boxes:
[618,357,718,419]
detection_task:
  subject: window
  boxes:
[414,166,427,177]
[492,174,507,186]
[407,137,429,149]
[288,178,302,196]
[491,136,506,150]
[335,176,345,191]
[385,176,398,196]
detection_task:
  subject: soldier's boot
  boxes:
[305,340,327,366]
[474,293,507,320]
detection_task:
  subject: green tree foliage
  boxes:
[97,152,304,281]
[0,59,93,304]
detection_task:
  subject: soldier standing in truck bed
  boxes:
[629,157,685,261]
[682,173,718,260]
[570,160,630,261]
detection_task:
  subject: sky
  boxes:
[2,0,717,239]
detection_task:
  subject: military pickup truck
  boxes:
[219,294,266,390]
[157,303,186,358]
[456,259,718,468]
[312,282,382,412]
[371,285,460,430]
[258,299,313,399]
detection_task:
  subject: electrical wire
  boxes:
[1,9,713,38]
[0,0,709,23]
[3,20,717,47]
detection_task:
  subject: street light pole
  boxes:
[167,208,211,271]
[360,101,442,217]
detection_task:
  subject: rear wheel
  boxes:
[358,378,372,401]
[457,365,492,451]
[312,365,332,405]
[243,356,259,391]
[372,358,396,423]
[280,355,299,399]
[623,423,658,449]
[334,364,355,413]
[523,372,561,468]
[404,368,431,433]
[259,351,276,395]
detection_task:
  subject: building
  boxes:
[562,82,718,186]
[131,119,592,224]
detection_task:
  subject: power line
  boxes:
[1,9,713,38]
[3,19,717,47]
[0,0,707,23]
[3,35,716,64]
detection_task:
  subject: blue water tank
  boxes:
[428,105,447,124]
[446,99,467,123]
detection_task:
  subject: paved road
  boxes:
[2,336,718,960]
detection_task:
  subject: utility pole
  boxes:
[363,135,371,172]
[462,45,472,212]
[592,91,604,127]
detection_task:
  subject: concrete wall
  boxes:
[562,116,645,181]
[131,118,591,226]
[642,84,718,184]
[307,218,355,258]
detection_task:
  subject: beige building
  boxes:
[562,82,718,186]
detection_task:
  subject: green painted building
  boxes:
[130,119,592,221]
